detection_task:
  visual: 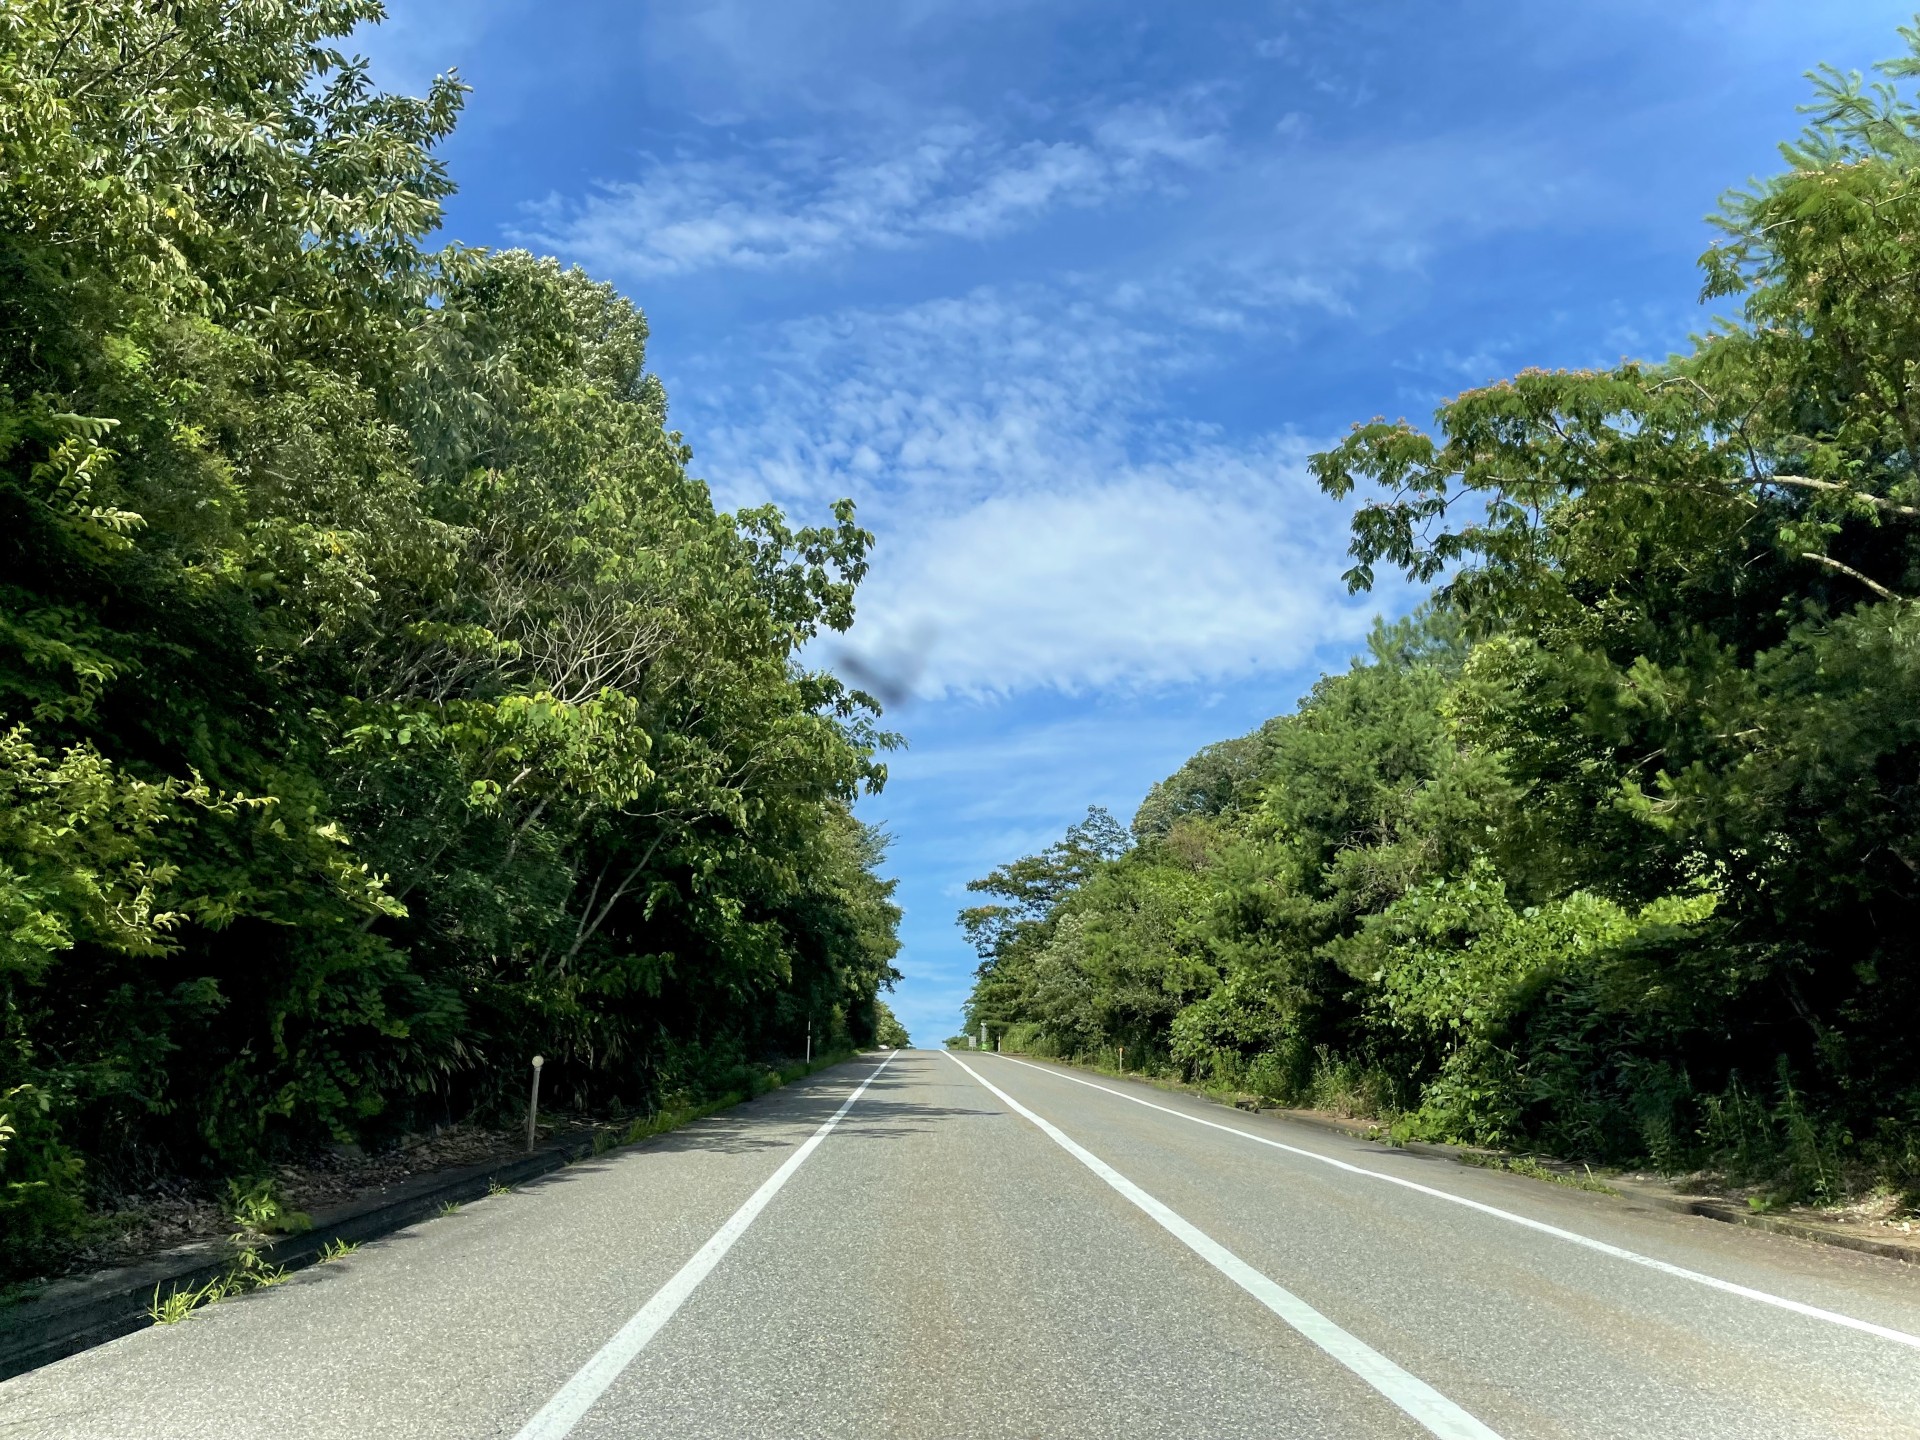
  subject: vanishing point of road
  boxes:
[6,1050,1919,1438]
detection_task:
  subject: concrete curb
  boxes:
[1001,1053,1920,1270]
[0,1131,599,1381]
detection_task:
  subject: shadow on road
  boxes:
[521,1059,990,1163]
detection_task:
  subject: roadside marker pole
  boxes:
[526,1055,545,1153]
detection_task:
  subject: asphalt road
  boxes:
[6,1049,1920,1439]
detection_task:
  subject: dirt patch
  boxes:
[272,1124,535,1214]
[1637,1169,1920,1239]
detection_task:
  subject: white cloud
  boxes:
[684,285,1379,699]
[515,95,1574,707]
[843,457,1373,697]
[513,109,1221,277]
[699,288,1161,509]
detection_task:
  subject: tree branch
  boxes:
[1768,475,1920,518]
[562,829,672,968]
[1801,551,1909,602]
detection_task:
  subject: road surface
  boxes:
[5,1049,1918,1438]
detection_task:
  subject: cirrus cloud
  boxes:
[512,101,1224,278]
[682,285,1385,699]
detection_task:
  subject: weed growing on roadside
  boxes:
[488,1180,512,1196]
[144,1246,291,1325]
[0,1280,46,1310]
[1460,1151,1619,1196]
[620,1091,739,1147]
[149,1277,225,1324]
[225,1176,311,1236]
[437,1200,462,1216]
[229,1244,290,1288]
[318,1238,360,1262]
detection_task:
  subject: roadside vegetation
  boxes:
[0,1,901,1275]
[133,1040,862,1328]
[963,26,1920,1216]
[873,1000,910,1048]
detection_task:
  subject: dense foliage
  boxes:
[964,34,1920,1205]
[0,0,899,1264]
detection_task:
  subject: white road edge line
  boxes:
[510,1052,898,1440]
[946,1051,1504,1440]
[986,1053,1920,1353]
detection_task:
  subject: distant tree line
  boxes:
[0,1,900,1266]
[963,30,1920,1207]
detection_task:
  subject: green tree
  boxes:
[1308,30,1920,1164]
[873,1001,910,1049]
[0,0,902,1265]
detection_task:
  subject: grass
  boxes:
[1459,1150,1620,1196]
[146,1243,292,1325]
[149,1276,226,1324]
[318,1237,359,1262]
[437,1200,462,1216]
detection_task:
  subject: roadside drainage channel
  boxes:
[0,1132,601,1382]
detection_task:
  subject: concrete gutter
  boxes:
[0,1130,600,1381]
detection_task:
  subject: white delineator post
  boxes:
[806,1018,812,1066]
[526,1054,545,1152]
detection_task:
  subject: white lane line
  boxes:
[511,1053,897,1440]
[986,1053,1920,1354]
[945,1052,1503,1440]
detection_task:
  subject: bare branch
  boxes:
[562,829,672,968]
[1768,475,1920,519]
[1801,551,1909,602]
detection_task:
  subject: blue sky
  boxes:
[362,0,1907,1045]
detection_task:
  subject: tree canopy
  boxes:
[0,0,899,1263]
